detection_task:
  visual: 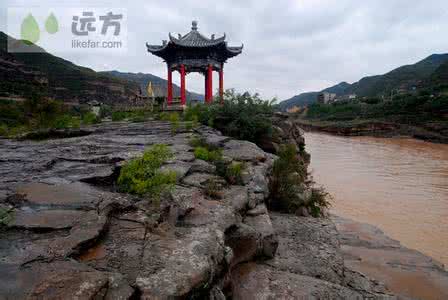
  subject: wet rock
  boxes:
[209,286,226,300]
[8,209,90,231]
[247,192,264,209]
[223,140,266,162]
[246,204,268,216]
[231,263,363,300]
[225,223,261,266]
[244,213,278,258]
[182,172,223,188]
[222,186,249,213]
[195,127,230,148]
[266,213,344,284]
[190,159,216,174]
[160,161,192,181]
[9,182,104,210]
[0,259,133,300]
[164,185,203,224]
[180,198,239,231]
[78,216,147,283]
[136,227,227,298]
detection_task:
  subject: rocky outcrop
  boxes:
[0,121,278,299]
[229,213,396,299]
[0,120,429,299]
[258,112,307,156]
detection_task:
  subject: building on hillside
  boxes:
[317,92,337,104]
[286,106,301,113]
[334,94,357,102]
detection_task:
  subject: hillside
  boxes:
[428,60,448,89]
[102,71,203,101]
[278,82,350,111]
[279,54,448,111]
[0,32,139,106]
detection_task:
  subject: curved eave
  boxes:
[146,42,168,54]
[168,32,226,48]
[225,44,244,57]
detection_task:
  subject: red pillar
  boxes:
[204,71,209,102]
[167,65,173,106]
[180,64,186,106]
[219,66,224,103]
[207,64,213,103]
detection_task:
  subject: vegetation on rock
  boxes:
[117,144,176,200]
[0,207,13,226]
[268,144,330,217]
[0,94,103,137]
[184,90,276,144]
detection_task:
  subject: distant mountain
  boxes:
[428,60,448,88]
[0,32,141,106]
[101,71,203,101]
[278,82,350,111]
[279,54,448,111]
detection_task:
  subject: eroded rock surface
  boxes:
[2,120,438,299]
[0,121,277,299]
[229,213,396,300]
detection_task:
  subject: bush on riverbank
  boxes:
[184,90,276,144]
[117,144,176,200]
[268,144,330,217]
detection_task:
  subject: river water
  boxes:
[304,132,448,267]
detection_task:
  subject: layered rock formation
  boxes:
[0,121,407,299]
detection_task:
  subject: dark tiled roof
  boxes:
[146,21,243,57]
[169,30,225,47]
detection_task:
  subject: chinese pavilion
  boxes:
[146,21,243,106]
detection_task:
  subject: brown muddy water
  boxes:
[304,132,448,267]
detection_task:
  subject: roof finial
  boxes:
[192,20,198,31]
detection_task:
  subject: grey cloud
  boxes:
[1,0,447,99]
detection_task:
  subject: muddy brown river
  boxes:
[304,132,448,267]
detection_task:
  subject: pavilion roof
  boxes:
[146,21,243,59]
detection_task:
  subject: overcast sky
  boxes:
[1,0,448,100]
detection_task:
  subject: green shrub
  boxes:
[112,111,127,121]
[225,162,245,185]
[204,179,223,199]
[194,146,210,161]
[0,124,9,137]
[159,112,171,121]
[308,187,331,217]
[169,113,180,135]
[131,115,146,123]
[268,144,308,212]
[183,90,275,144]
[82,112,100,125]
[193,146,222,162]
[117,144,176,200]
[0,207,13,226]
[53,114,80,129]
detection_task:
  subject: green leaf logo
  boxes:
[21,14,40,45]
[45,13,59,34]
